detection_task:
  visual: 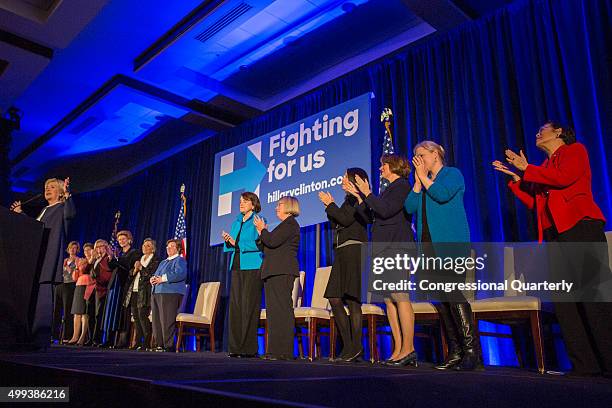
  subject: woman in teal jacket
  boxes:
[222,192,265,357]
[404,141,483,370]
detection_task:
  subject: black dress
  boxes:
[324,198,368,300]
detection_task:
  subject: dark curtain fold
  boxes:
[68,0,610,365]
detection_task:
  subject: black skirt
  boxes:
[71,285,87,314]
[324,243,362,300]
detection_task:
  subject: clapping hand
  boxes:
[505,149,528,171]
[412,156,428,183]
[253,215,267,234]
[354,174,371,196]
[492,160,521,182]
[318,191,334,207]
[10,200,22,213]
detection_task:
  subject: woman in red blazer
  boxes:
[493,121,611,377]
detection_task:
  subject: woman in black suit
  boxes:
[124,238,159,350]
[11,177,75,345]
[349,154,416,367]
[254,196,301,360]
[319,168,369,362]
[107,230,142,348]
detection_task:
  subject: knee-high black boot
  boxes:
[452,303,484,370]
[435,302,463,370]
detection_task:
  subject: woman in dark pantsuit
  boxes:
[223,192,265,358]
[319,168,369,362]
[124,238,159,350]
[108,230,142,348]
[11,177,75,346]
[254,196,301,360]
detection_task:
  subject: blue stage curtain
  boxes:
[69,0,610,365]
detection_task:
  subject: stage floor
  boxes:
[1,346,611,407]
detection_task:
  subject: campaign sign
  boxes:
[210,93,372,245]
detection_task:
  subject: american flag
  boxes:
[380,108,394,193]
[109,210,121,256]
[174,184,187,258]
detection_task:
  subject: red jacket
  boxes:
[508,142,605,242]
[93,255,113,297]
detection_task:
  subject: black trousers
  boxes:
[92,292,107,344]
[55,282,75,340]
[130,295,151,347]
[263,274,295,358]
[229,268,263,355]
[151,293,182,349]
[547,219,612,375]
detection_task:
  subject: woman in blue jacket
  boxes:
[404,141,483,370]
[222,192,265,358]
[150,239,188,352]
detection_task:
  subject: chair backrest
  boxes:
[310,266,332,309]
[192,282,221,319]
[606,231,612,271]
[503,246,523,297]
[177,284,191,313]
[292,271,306,308]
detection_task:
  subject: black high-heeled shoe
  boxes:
[387,351,418,367]
[343,347,363,363]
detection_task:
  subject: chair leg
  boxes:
[175,322,183,352]
[308,318,317,361]
[510,326,524,368]
[264,320,269,354]
[330,317,336,359]
[368,315,377,363]
[530,311,545,374]
[210,325,215,352]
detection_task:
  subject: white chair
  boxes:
[175,282,221,352]
[470,246,547,373]
[293,266,332,361]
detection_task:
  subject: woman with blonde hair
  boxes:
[254,196,301,360]
[10,177,75,345]
[405,140,482,370]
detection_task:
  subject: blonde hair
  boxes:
[66,241,80,253]
[94,239,109,249]
[117,230,133,243]
[44,178,66,201]
[279,196,300,217]
[413,140,446,164]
